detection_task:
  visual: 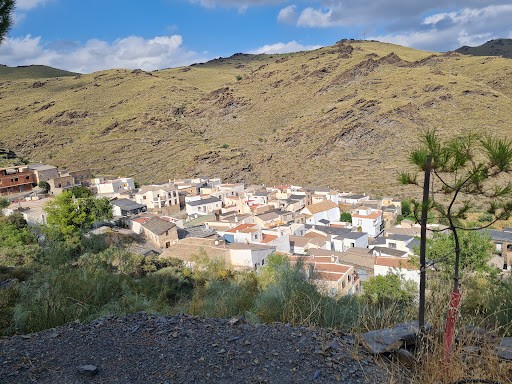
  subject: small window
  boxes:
[389,242,397,249]
[25,176,30,180]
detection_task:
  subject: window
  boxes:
[357,219,362,226]
[389,242,397,249]
[25,176,30,180]
[143,196,146,199]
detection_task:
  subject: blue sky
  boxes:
[1,0,511,73]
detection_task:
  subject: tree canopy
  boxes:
[44,189,112,243]
[425,231,494,275]
[0,0,14,44]
[362,273,417,305]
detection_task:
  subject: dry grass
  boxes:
[0,41,511,195]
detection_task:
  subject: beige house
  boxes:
[48,174,74,195]
[140,217,178,248]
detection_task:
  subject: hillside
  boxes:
[0,312,390,383]
[0,40,511,196]
[0,64,78,80]
[456,39,512,59]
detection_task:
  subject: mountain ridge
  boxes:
[0,64,78,80]
[0,40,511,196]
[456,38,512,59]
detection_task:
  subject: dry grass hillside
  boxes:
[1,40,511,196]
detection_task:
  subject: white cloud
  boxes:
[297,7,335,27]
[369,4,512,51]
[0,34,207,73]
[249,40,322,54]
[277,5,298,24]
[16,0,51,10]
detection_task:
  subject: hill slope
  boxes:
[0,64,78,80]
[0,312,389,383]
[0,40,511,195]
[456,39,512,59]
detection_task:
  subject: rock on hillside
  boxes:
[0,312,390,383]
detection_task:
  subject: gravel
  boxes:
[0,312,390,383]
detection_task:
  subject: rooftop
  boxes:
[353,211,382,220]
[226,223,257,233]
[112,199,146,211]
[372,246,409,258]
[374,256,418,271]
[186,197,222,207]
[141,217,176,236]
[303,200,338,214]
[226,243,275,251]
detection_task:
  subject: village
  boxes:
[1,163,511,297]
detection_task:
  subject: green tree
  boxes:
[362,274,417,305]
[44,190,112,243]
[0,0,14,44]
[38,181,51,193]
[401,199,412,217]
[400,130,512,290]
[0,197,10,210]
[340,212,352,222]
[426,230,494,275]
[400,129,512,358]
[0,216,40,266]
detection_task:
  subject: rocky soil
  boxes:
[0,312,391,383]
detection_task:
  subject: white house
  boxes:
[222,223,262,244]
[135,184,180,211]
[339,194,370,205]
[260,230,291,253]
[92,177,135,195]
[227,243,275,270]
[351,207,383,238]
[301,200,340,226]
[186,196,222,216]
[385,234,418,255]
[332,231,369,252]
[374,256,420,286]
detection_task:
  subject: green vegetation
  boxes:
[339,212,352,222]
[44,187,112,244]
[362,274,417,305]
[0,214,40,267]
[0,197,10,209]
[426,231,494,275]
[0,0,14,44]
[401,129,512,288]
[38,180,51,193]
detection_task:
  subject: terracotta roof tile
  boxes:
[304,200,338,214]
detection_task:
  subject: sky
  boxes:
[1,0,511,73]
